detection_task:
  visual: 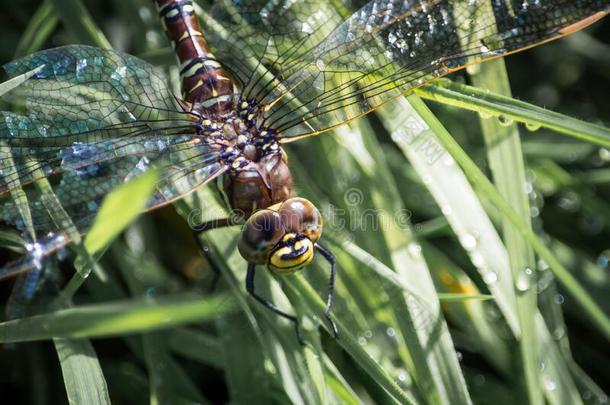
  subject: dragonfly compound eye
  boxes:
[268,233,314,274]
[238,209,285,265]
[278,197,323,243]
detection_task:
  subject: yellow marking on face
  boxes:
[268,237,314,274]
[179,31,190,41]
[212,87,218,97]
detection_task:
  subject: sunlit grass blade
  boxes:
[379,97,520,337]
[408,95,610,341]
[0,293,235,343]
[85,168,159,255]
[472,59,542,404]
[416,80,610,148]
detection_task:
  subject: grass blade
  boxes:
[54,338,111,405]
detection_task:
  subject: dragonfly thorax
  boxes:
[222,150,294,220]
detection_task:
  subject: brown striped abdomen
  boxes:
[155,0,234,109]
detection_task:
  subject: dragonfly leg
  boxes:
[246,263,303,344]
[192,217,239,291]
[315,243,339,339]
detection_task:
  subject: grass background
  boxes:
[0,0,609,404]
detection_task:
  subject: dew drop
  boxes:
[478,110,493,120]
[497,115,513,126]
[386,327,396,337]
[466,64,481,76]
[557,191,581,212]
[483,271,498,284]
[408,243,422,258]
[554,294,564,305]
[459,233,478,250]
[515,267,534,292]
[525,122,541,131]
[471,253,486,268]
[598,250,610,270]
[552,326,566,340]
[543,377,557,392]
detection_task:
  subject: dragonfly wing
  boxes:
[0,135,222,232]
[202,0,608,139]
[2,45,186,127]
[202,0,346,99]
[0,45,223,238]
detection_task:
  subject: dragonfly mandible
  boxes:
[0,0,607,335]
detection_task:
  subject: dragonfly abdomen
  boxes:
[156,0,234,109]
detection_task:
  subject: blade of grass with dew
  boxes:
[294,117,470,403]
[381,92,589,402]
[14,0,58,57]
[471,59,543,405]
[408,93,610,340]
[378,98,520,337]
[415,80,610,148]
[54,338,111,405]
[50,0,111,48]
[422,242,511,374]
[344,117,474,404]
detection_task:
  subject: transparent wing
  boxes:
[201,0,609,139]
[0,45,223,236]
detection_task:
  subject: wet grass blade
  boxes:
[472,59,542,404]
[409,96,610,341]
[416,80,610,148]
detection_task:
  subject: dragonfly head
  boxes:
[237,197,323,274]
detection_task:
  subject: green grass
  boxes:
[0,0,609,404]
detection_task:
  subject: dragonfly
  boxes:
[0,0,607,335]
